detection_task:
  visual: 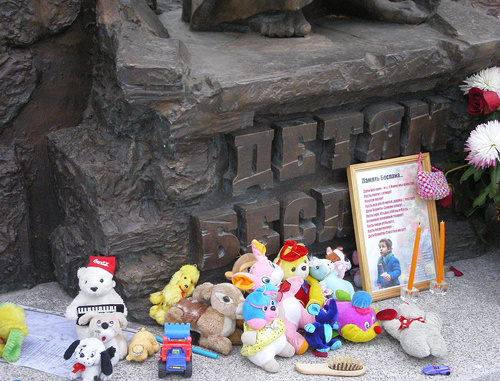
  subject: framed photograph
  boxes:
[347,153,440,301]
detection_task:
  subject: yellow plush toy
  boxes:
[149,264,200,325]
[0,302,28,362]
[125,328,159,362]
[274,240,325,315]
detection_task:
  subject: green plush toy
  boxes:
[0,302,28,362]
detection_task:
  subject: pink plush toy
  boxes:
[231,240,314,355]
[335,290,382,343]
[232,240,284,292]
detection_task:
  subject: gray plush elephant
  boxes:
[376,303,447,358]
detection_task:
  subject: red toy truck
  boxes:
[158,323,192,378]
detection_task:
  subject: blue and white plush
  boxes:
[309,257,355,299]
[240,284,295,372]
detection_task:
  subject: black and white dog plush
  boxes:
[64,338,115,381]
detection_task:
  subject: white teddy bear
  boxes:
[377,302,447,358]
[65,256,127,339]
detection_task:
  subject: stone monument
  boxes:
[0,0,499,322]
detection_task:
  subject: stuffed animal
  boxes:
[64,337,115,381]
[335,290,382,342]
[304,299,342,357]
[274,240,324,315]
[126,328,159,362]
[79,312,128,365]
[65,256,127,339]
[232,241,314,355]
[224,252,257,281]
[164,282,245,355]
[349,250,362,288]
[149,264,200,325]
[325,246,351,279]
[309,256,355,299]
[231,239,284,292]
[241,284,295,373]
[0,302,28,362]
[376,302,447,358]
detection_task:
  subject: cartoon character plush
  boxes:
[309,256,355,299]
[304,299,342,357]
[65,256,127,339]
[79,312,128,365]
[232,240,313,355]
[164,282,245,355]
[240,284,295,373]
[0,302,28,362]
[126,328,159,362]
[149,264,200,325]
[64,337,115,381]
[274,240,324,315]
[232,239,284,292]
[325,246,351,279]
[376,302,447,358]
[335,290,382,343]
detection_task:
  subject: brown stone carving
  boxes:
[278,190,317,246]
[400,97,451,154]
[315,111,364,170]
[421,96,451,151]
[224,127,274,197]
[355,103,405,162]
[272,118,317,181]
[182,0,441,37]
[310,184,353,242]
[192,208,240,271]
[234,198,281,255]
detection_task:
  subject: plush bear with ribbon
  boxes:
[274,240,325,315]
[149,264,200,325]
[240,283,295,372]
[376,302,447,358]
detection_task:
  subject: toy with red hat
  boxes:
[65,255,127,340]
[274,241,325,316]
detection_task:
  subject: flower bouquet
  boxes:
[444,67,500,223]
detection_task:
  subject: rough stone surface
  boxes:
[0,47,36,129]
[0,14,93,287]
[0,144,31,292]
[0,0,82,46]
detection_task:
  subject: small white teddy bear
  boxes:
[65,256,127,339]
[377,302,447,358]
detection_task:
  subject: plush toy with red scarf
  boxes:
[376,302,447,358]
[64,337,115,381]
[149,264,200,325]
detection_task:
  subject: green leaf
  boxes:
[460,166,478,183]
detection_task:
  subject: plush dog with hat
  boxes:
[65,256,127,339]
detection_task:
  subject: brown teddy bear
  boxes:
[126,328,159,362]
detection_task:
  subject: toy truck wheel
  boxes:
[158,360,167,378]
[184,359,192,378]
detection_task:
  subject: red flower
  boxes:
[467,87,500,115]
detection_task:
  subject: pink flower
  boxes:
[464,120,500,169]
